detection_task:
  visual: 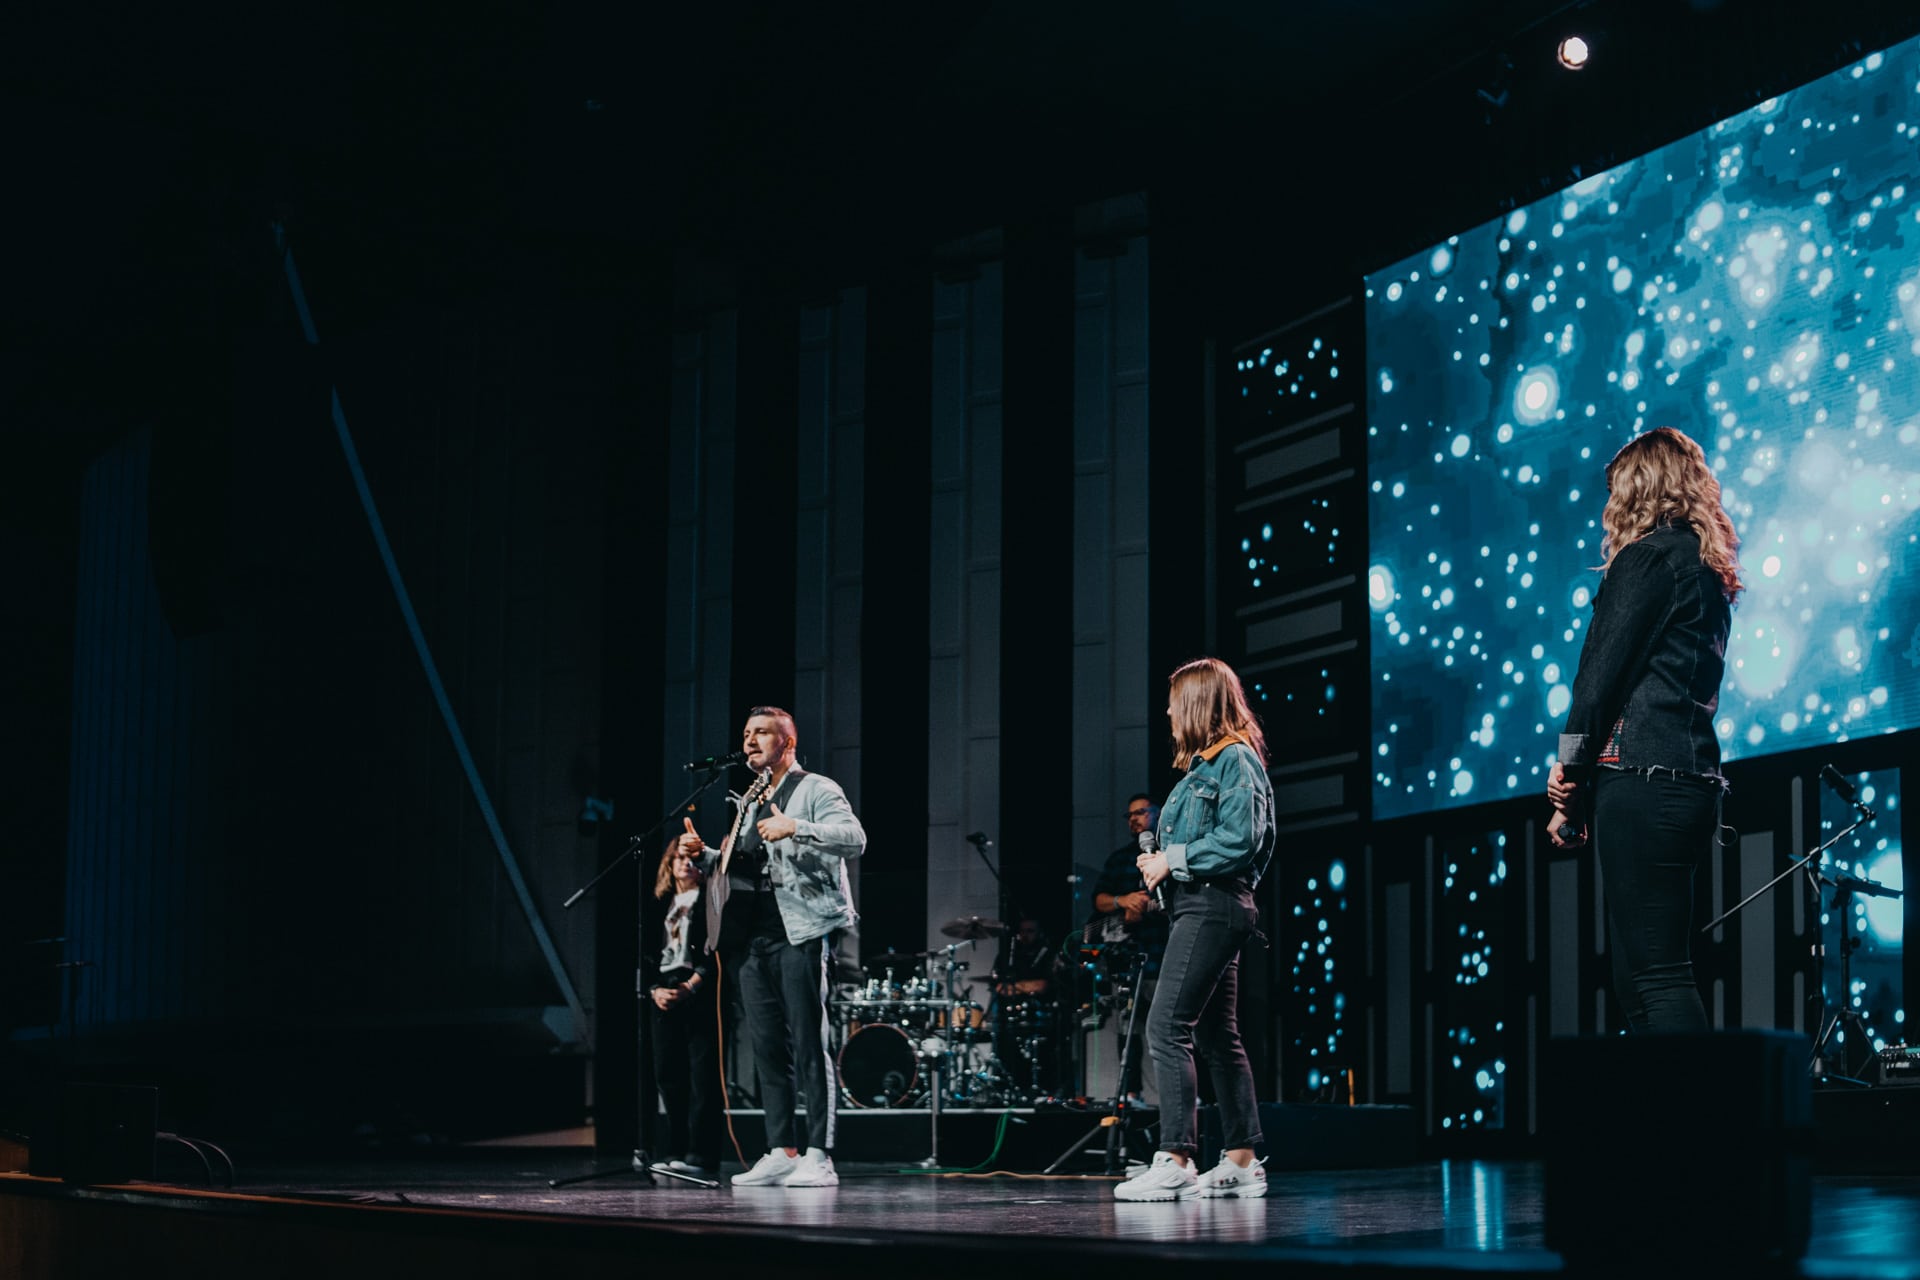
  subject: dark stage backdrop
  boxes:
[35,278,638,1142]
[8,195,1212,1146]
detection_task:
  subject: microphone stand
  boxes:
[1810,873,1902,1084]
[549,764,736,1191]
[1699,772,1879,1083]
[1699,809,1874,937]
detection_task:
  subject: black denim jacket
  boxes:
[1557,521,1731,793]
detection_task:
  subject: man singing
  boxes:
[680,706,865,1189]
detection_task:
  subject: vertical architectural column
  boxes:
[1069,223,1152,907]
[927,257,1005,950]
[794,289,867,849]
[662,313,739,837]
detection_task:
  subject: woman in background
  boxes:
[1122,657,1276,1202]
[646,835,721,1177]
[1549,426,1743,1032]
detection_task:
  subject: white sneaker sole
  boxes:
[1197,1181,1267,1199]
[1114,1184,1199,1202]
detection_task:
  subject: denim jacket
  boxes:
[1158,739,1276,888]
[703,769,866,948]
[1557,521,1730,788]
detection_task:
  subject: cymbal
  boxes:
[939,915,1008,940]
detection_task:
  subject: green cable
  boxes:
[894,1107,1013,1175]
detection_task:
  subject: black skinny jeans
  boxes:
[1146,881,1264,1158]
[1594,769,1721,1033]
[735,933,837,1152]
[650,981,721,1167]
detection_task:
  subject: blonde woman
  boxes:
[1122,658,1276,1201]
[1548,427,1743,1032]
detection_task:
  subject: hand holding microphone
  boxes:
[1548,808,1588,849]
[1546,763,1587,848]
[1137,831,1168,911]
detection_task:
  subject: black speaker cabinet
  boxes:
[27,1083,158,1184]
[1543,1031,1812,1263]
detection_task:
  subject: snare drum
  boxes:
[933,1000,988,1042]
[838,1022,921,1108]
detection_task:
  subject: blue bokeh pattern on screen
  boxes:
[1366,41,1920,819]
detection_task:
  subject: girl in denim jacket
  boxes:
[1118,658,1276,1202]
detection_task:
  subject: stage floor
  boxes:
[216,1151,1920,1273]
[11,1146,1920,1278]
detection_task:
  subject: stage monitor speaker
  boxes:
[26,1083,159,1184]
[1542,1031,1811,1263]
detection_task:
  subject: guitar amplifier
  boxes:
[1871,1044,1920,1086]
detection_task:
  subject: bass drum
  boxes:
[838,1022,921,1108]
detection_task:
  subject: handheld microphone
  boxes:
[683,749,747,772]
[1138,831,1166,912]
[1820,764,1876,820]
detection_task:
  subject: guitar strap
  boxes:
[705,769,807,953]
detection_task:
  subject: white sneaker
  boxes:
[1113,1151,1200,1201]
[732,1149,799,1186]
[785,1147,839,1188]
[1195,1154,1267,1199]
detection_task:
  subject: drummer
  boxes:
[993,917,1066,1097]
[993,917,1059,1000]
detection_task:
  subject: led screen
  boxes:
[1367,41,1920,819]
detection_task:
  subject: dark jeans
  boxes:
[736,933,836,1152]
[1146,881,1264,1158]
[650,982,721,1167]
[1595,769,1720,1033]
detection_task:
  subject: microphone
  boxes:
[1138,831,1166,912]
[1820,764,1876,820]
[683,750,747,772]
[965,831,994,848]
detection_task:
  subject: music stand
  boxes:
[549,766,734,1190]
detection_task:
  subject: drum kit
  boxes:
[830,914,1061,1109]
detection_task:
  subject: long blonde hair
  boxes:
[1168,658,1269,771]
[1600,427,1744,603]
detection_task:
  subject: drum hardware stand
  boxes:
[929,942,972,1108]
[916,1055,944,1168]
[1700,763,1880,1086]
[1044,946,1151,1175]
[549,765,736,1191]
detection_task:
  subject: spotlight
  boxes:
[1556,35,1590,70]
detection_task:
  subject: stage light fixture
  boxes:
[1556,35,1590,70]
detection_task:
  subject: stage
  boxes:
[7,1142,1920,1280]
